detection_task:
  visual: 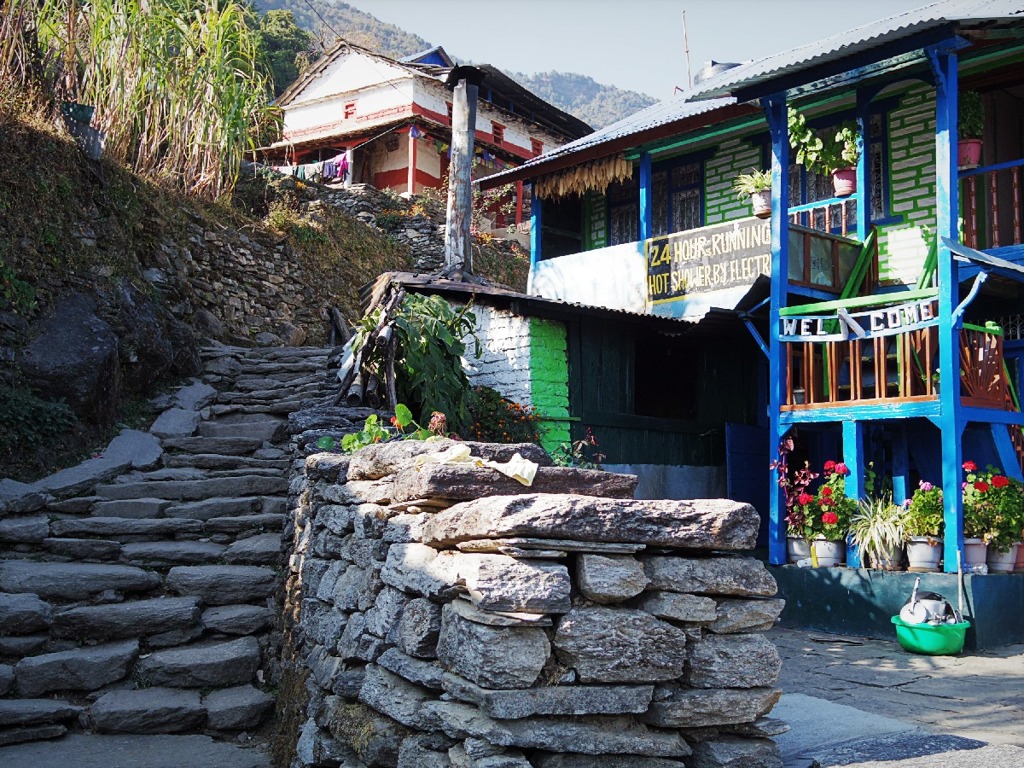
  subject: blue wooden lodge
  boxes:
[479,0,1024,647]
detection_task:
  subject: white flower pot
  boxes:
[787,536,810,564]
[869,543,905,571]
[906,536,942,571]
[964,538,988,567]
[750,189,772,219]
[812,537,846,567]
[987,543,1019,573]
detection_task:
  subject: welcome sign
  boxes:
[779,300,938,342]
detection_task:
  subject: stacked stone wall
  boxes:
[287,431,787,768]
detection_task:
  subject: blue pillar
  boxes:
[931,45,964,573]
[855,90,871,242]
[764,94,790,566]
[639,151,653,243]
[892,428,909,505]
[843,419,865,567]
[530,189,542,267]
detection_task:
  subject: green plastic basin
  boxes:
[891,615,970,655]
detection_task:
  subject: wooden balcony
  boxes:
[961,159,1024,251]
[781,300,1012,412]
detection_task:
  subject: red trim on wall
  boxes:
[411,103,534,160]
[373,166,442,192]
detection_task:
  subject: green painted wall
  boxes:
[529,318,571,453]
[705,137,763,225]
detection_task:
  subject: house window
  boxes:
[608,176,639,246]
[652,157,704,236]
[531,138,543,156]
[492,122,505,145]
[786,105,896,228]
[446,101,453,122]
[344,101,356,119]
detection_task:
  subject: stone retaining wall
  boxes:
[287,429,787,768]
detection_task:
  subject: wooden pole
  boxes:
[445,68,483,274]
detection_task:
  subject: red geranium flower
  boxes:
[824,460,836,472]
[819,496,834,506]
[974,481,990,493]
[834,463,849,476]
[821,486,833,496]
[992,475,1010,488]
[821,511,839,525]
[798,492,814,506]
[963,460,977,471]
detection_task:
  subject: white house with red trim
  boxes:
[262,43,591,214]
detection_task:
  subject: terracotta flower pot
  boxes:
[832,168,857,197]
[957,138,983,169]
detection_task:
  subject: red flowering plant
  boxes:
[806,461,857,541]
[962,461,1024,551]
[770,438,818,539]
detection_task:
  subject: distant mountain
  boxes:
[251,0,655,128]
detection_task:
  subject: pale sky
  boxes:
[342,0,936,99]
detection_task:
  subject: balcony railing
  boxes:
[960,158,1024,251]
[780,299,1011,411]
[788,197,857,238]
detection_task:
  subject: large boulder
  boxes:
[20,293,121,424]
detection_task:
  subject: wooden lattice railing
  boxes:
[960,159,1024,250]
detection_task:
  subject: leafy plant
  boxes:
[962,461,1024,551]
[959,90,984,140]
[0,256,36,315]
[340,403,443,453]
[788,107,861,176]
[353,294,479,431]
[851,494,905,568]
[732,168,772,198]
[466,386,541,444]
[0,384,78,468]
[903,479,944,539]
[551,427,605,469]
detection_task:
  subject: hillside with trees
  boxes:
[251,0,655,127]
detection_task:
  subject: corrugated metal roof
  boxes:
[691,0,1024,99]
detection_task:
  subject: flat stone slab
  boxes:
[90,688,205,734]
[94,476,287,501]
[0,592,52,633]
[52,597,201,640]
[173,382,218,411]
[162,436,264,455]
[15,640,138,696]
[442,672,654,719]
[641,685,782,728]
[640,591,719,622]
[685,634,782,689]
[201,604,274,635]
[223,533,281,564]
[149,408,202,439]
[0,516,49,543]
[347,440,553,480]
[164,497,261,520]
[43,538,122,560]
[121,540,226,566]
[418,494,759,550]
[135,637,260,688]
[51,517,203,538]
[553,606,688,683]
[0,478,49,514]
[0,699,83,726]
[538,758,688,768]
[0,724,67,747]
[166,566,276,605]
[0,734,271,767]
[390,464,637,503]
[457,538,646,555]
[643,556,778,597]
[203,685,275,730]
[710,598,786,634]
[459,553,571,614]
[197,418,286,442]
[90,499,172,519]
[577,553,649,604]
[0,562,160,600]
[380,543,462,600]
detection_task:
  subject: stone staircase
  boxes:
[0,343,333,765]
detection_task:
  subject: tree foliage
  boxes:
[253,8,315,97]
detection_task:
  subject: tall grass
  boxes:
[1,0,276,199]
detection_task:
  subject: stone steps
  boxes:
[0,344,330,748]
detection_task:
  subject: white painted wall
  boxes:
[284,81,414,141]
[462,306,533,405]
[529,243,647,313]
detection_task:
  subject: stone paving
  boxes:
[769,626,1024,767]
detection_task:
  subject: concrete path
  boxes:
[770,627,1024,767]
[0,733,270,767]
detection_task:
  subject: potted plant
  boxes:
[733,168,773,219]
[771,438,818,563]
[962,461,993,567]
[851,494,906,570]
[958,90,984,168]
[903,480,943,570]
[961,464,1024,572]
[805,460,856,566]
[788,107,861,197]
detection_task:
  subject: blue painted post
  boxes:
[932,46,964,573]
[855,90,871,242]
[764,94,790,567]
[892,428,909,505]
[639,151,653,243]
[530,190,542,267]
[842,420,865,568]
